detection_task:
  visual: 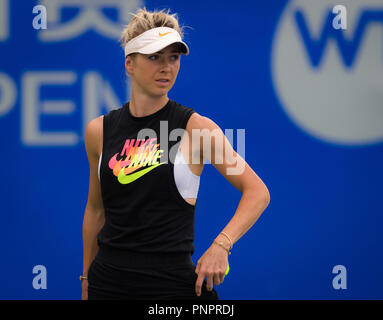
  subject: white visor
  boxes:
[124,27,189,57]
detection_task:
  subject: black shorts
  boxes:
[87,246,219,300]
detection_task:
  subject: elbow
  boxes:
[258,185,270,208]
[264,188,270,207]
[84,206,105,223]
[246,184,270,207]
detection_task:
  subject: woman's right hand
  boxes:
[82,280,88,300]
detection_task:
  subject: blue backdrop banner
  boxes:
[1,0,382,299]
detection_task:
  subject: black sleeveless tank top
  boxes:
[97,98,196,255]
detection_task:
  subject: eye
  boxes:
[148,55,158,60]
[171,55,180,61]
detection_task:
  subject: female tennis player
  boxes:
[81,7,270,300]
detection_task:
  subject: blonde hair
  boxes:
[120,7,189,50]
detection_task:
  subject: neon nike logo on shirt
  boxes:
[118,162,165,184]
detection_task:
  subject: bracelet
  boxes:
[220,231,233,250]
[79,275,88,281]
[213,240,231,255]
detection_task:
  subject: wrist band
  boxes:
[220,231,233,250]
[79,275,88,281]
[213,240,231,255]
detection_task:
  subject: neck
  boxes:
[129,92,169,118]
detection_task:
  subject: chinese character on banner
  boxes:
[38,0,142,41]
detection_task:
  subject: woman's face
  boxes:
[126,43,181,97]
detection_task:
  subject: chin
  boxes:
[149,91,168,98]
[155,87,171,94]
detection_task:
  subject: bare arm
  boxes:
[82,116,105,286]
[201,116,271,246]
[188,113,270,295]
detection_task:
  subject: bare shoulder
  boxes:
[186,112,219,132]
[85,115,104,158]
[184,112,225,162]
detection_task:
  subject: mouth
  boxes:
[156,79,170,86]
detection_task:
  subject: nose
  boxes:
[159,56,174,71]
[159,60,171,73]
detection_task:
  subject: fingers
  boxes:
[194,258,228,296]
[213,267,226,286]
[206,272,214,291]
[195,272,204,297]
[195,270,214,296]
[195,260,201,275]
[213,273,221,286]
[220,266,227,283]
[195,270,226,296]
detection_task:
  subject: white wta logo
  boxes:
[272,0,383,146]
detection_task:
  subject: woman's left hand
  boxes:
[195,242,229,296]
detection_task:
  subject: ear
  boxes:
[125,56,134,76]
